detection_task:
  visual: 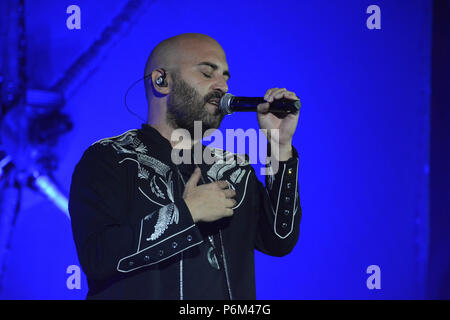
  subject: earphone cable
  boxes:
[124,74,152,123]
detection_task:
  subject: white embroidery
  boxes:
[168,180,174,202]
[138,166,150,180]
[210,148,248,166]
[147,203,179,241]
[204,148,251,210]
[150,176,165,199]
[144,211,155,220]
[158,171,174,202]
[206,148,250,181]
[135,143,148,154]
[207,161,236,181]
[95,130,151,157]
[231,171,251,210]
[137,154,171,178]
[229,168,246,184]
[138,187,165,207]
[101,130,175,202]
[96,130,141,155]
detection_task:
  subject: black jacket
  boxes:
[68,124,301,299]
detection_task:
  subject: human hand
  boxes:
[182,168,237,223]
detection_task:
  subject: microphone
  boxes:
[219,93,301,115]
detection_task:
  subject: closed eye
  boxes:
[196,61,230,81]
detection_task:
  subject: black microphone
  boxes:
[219,93,301,115]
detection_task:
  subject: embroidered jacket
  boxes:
[69,124,301,299]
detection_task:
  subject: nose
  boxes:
[211,75,228,94]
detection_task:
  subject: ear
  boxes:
[151,68,170,95]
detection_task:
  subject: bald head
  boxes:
[144,33,225,95]
[145,33,224,81]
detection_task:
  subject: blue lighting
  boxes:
[33,174,70,220]
[0,0,440,300]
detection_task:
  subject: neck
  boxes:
[147,100,202,149]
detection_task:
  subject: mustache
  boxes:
[204,91,224,104]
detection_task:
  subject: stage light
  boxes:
[0,90,72,218]
[30,172,70,220]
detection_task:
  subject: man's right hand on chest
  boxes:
[182,168,237,223]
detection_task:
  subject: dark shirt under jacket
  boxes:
[68,124,301,299]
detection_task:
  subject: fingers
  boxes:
[223,188,236,198]
[264,88,279,101]
[185,167,201,189]
[215,181,236,208]
[259,88,298,116]
[257,101,270,114]
[285,91,299,100]
[265,88,285,102]
[264,88,299,102]
[225,198,237,208]
[216,180,229,189]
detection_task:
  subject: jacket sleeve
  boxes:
[254,145,301,256]
[68,143,203,282]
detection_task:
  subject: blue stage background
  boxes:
[0,0,433,299]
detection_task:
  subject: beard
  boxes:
[166,71,224,137]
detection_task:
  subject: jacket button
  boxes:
[284,209,290,215]
[285,196,291,202]
[187,235,192,242]
[287,168,293,175]
[158,250,164,256]
[282,222,288,228]
[286,182,292,189]
[172,241,178,249]
[144,255,150,262]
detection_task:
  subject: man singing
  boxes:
[69,33,302,299]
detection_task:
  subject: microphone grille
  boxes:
[219,93,234,115]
